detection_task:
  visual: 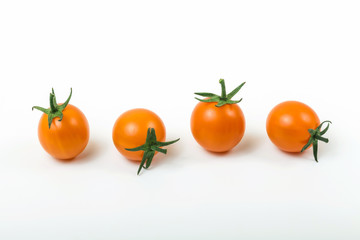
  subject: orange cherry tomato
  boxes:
[266,101,320,152]
[33,89,89,160]
[38,104,89,159]
[112,108,166,161]
[191,79,246,153]
[191,102,245,152]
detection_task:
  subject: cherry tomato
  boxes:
[266,101,319,152]
[112,108,166,161]
[191,79,246,152]
[266,100,331,161]
[113,108,180,175]
[33,89,89,160]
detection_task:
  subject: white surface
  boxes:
[1,1,359,239]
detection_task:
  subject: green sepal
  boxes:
[32,88,72,129]
[125,128,180,175]
[301,120,332,162]
[194,79,245,107]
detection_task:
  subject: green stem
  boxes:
[49,93,57,113]
[194,79,245,107]
[301,120,332,162]
[32,88,72,129]
[125,128,180,175]
[219,79,226,99]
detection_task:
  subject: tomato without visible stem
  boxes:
[191,79,246,153]
[112,108,166,161]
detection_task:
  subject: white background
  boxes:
[0,0,359,239]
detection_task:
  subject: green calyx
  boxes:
[125,128,180,175]
[301,120,332,162]
[32,88,72,129]
[194,79,246,107]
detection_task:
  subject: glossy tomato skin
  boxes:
[266,101,320,152]
[190,102,245,152]
[112,108,166,161]
[38,104,89,160]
